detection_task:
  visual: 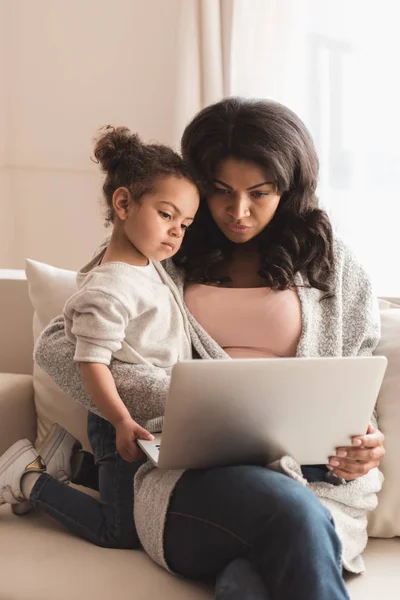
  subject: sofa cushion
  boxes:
[0,502,212,600]
[369,300,400,537]
[0,373,36,454]
[0,501,398,599]
[0,271,34,374]
[25,259,91,450]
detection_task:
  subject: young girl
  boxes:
[0,127,199,550]
[64,126,199,463]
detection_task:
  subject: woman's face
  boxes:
[207,158,281,244]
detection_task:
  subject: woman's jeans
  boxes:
[29,412,143,549]
[164,465,350,600]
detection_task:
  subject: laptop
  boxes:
[137,356,387,469]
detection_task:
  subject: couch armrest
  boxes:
[380,296,400,305]
[0,374,36,455]
[0,271,34,374]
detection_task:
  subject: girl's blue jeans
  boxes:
[29,411,143,548]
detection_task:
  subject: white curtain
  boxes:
[172,0,234,145]
[229,0,400,295]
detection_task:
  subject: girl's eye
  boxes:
[181,224,190,231]
[159,211,171,220]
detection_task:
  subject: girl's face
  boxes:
[207,158,281,244]
[114,175,199,263]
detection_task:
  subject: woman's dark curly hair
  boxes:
[93,126,194,226]
[175,97,334,295]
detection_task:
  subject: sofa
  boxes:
[0,262,400,600]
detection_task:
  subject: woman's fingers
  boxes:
[327,459,372,480]
[352,423,385,449]
[326,453,382,481]
[327,466,367,481]
[325,423,386,480]
[327,458,369,474]
[333,446,384,462]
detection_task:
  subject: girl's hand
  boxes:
[326,423,385,481]
[115,417,154,462]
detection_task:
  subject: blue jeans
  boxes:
[29,412,143,549]
[164,465,350,600]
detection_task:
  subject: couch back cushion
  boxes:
[25,259,400,535]
[25,259,91,450]
[368,299,400,537]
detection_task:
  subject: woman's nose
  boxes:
[227,197,250,220]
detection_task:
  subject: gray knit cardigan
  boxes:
[35,236,383,574]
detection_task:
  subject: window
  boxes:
[231,0,400,294]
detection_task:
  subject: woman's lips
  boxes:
[226,223,250,234]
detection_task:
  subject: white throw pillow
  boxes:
[368,300,400,537]
[25,259,91,450]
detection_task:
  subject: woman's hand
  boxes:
[326,423,385,481]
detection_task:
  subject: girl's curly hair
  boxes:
[174,97,334,296]
[93,126,193,226]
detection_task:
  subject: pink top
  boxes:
[184,284,302,359]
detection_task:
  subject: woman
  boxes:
[33,98,386,599]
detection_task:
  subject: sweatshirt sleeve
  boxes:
[64,289,130,364]
[34,315,170,426]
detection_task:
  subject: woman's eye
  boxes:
[181,224,189,231]
[251,191,269,198]
[215,188,231,195]
[159,211,171,220]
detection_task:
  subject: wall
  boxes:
[0,0,188,269]
[0,0,14,267]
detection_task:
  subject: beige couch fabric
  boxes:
[0,501,213,600]
[0,271,34,374]
[0,373,36,452]
[369,301,400,537]
[1,499,399,600]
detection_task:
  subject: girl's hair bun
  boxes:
[93,126,143,173]
[93,125,195,227]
